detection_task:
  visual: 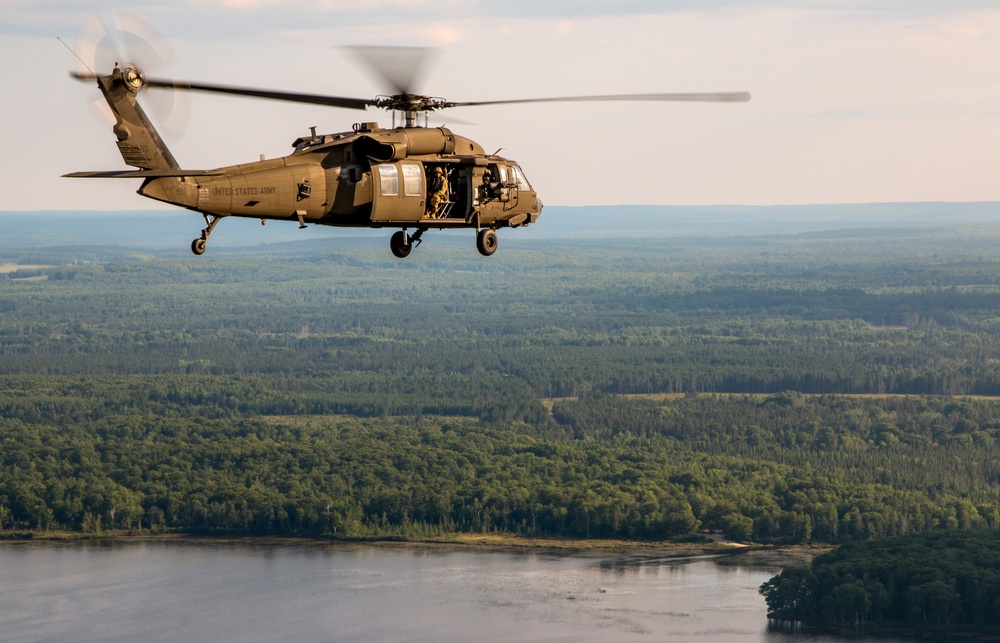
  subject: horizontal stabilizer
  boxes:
[63,169,224,179]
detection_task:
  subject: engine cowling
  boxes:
[353,127,456,162]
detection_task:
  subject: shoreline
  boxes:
[0,530,833,565]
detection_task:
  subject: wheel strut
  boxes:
[191,214,223,256]
[410,228,427,247]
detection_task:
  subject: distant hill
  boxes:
[526,202,1000,238]
[1,202,997,249]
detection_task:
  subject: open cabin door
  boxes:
[370,161,425,222]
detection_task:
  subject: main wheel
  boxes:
[191,238,207,255]
[476,229,498,256]
[390,230,412,258]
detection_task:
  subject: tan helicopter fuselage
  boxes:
[139,122,542,231]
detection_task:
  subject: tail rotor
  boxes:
[73,11,189,138]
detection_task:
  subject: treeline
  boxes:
[760,529,1000,633]
[554,393,1000,542]
[7,325,1000,397]
[0,373,546,425]
[0,412,700,538]
[3,247,1000,398]
[1,386,998,542]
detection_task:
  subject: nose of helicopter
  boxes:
[528,199,543,224]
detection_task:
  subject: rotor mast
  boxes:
[397,108,422,128]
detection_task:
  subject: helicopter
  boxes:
[65,17,751,258]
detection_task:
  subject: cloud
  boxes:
[6,0,1000,39]
[424,25,470,45]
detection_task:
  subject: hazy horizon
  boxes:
[2,201,997,251]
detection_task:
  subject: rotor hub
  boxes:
[120,64,147,93]
[373,94,449,113]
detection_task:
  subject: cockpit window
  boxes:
[511,165,531,190]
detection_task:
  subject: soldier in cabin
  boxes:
[425,166,449,218]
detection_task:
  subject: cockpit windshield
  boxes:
[510,165,531,191]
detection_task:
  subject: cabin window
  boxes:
[402,164,422,197]
[379,164,398,196]
[511,165,531,190]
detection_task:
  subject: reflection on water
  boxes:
[0,541,911,643]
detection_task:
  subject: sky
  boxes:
[1,0,999,210]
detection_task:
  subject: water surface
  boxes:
[0,541,911,642]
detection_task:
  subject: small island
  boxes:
[760,529,1000,635]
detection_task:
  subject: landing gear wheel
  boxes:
[390,230,412,258]
[476,229,498,256]
[191,238,207,255]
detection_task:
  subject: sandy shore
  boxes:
[0,530,833,566]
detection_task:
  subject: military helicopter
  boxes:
[65,15,751,258]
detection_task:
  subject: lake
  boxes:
[0,540,913,642]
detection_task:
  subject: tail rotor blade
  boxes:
[72,11,190,138]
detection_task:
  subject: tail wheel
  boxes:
[476,229,498,256]
[390,230,412,258]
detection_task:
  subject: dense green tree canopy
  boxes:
[2,229,1000,541]
[761,530,1000,633]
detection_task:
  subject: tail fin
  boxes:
[93,64,179,171]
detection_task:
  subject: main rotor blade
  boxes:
[447,92,752,108]
[344,46,433,96]
[142,77,374,111]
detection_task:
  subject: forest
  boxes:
[760,529,1000,633]
[2,208,1000,543]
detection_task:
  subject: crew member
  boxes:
[426,166,449,218]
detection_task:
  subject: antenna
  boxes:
[57,36,96,76]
